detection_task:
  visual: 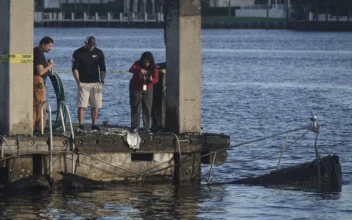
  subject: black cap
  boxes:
[85,35,96,48]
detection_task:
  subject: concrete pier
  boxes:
[0,0,34,135]
[165,0,202,134]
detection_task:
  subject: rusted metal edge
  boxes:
[2,134,230,154]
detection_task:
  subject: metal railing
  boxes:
[40,101,53,177]
[59,101,76,174]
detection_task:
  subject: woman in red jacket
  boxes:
[129,51,159,133]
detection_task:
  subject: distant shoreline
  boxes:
[34,15,352,31]
[34,20,352,31]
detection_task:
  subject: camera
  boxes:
[47,59,53,75]
[145,71,152,77]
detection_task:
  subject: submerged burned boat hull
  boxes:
[230,154,342,189]
[1,175,54,193]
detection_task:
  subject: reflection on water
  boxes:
[0,184,205,219]
[0,183,349,219]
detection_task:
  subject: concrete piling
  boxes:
[165,0,202,134]
[0,0,34,135]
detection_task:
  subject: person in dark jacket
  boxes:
[129,52,159,133]
[72,35,106,132]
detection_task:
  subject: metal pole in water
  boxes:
[207,152,217,183]
[311,114,321,189]
[314,133,321,189]
[277,133,289,170]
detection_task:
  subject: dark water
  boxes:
[1,28,352,219]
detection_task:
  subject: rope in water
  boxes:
[233,130,310,164]
[134,126,316,179]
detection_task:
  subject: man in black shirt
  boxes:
[72,35,106,132]
[33,36,54,132]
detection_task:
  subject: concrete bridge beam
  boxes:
[0,0,34,135]
[165,0,201,134]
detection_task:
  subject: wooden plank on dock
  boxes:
[2,133,229,154]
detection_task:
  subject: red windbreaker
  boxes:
[129,61,159,90]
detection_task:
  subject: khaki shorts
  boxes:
[77,82,103,108]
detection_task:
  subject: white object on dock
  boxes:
[126,133,141,150]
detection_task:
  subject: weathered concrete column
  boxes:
[0,0,34,135]
[165,0,201,134]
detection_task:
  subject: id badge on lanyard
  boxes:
[143,84,147,91]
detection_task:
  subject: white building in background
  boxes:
[43,0,112,9]
[41,0,161,14]
[209,0,255,7]
[43,0,60,8]
[210,0,291,8]
[208,0,292,18]
[235,0,292,19]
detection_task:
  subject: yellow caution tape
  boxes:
[55,70,130,74]
[0,54,33,59]
[106,70,130,73]
[0,59,33,64]
[0,54,168,70]
[55,69,167,74]
[0,54,33,64]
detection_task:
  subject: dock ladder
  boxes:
[58,101,76,174]
[41,101,76,177]
[40,101,53,178]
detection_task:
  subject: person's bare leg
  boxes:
[91,107,98,125]
[78,107,85,125]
